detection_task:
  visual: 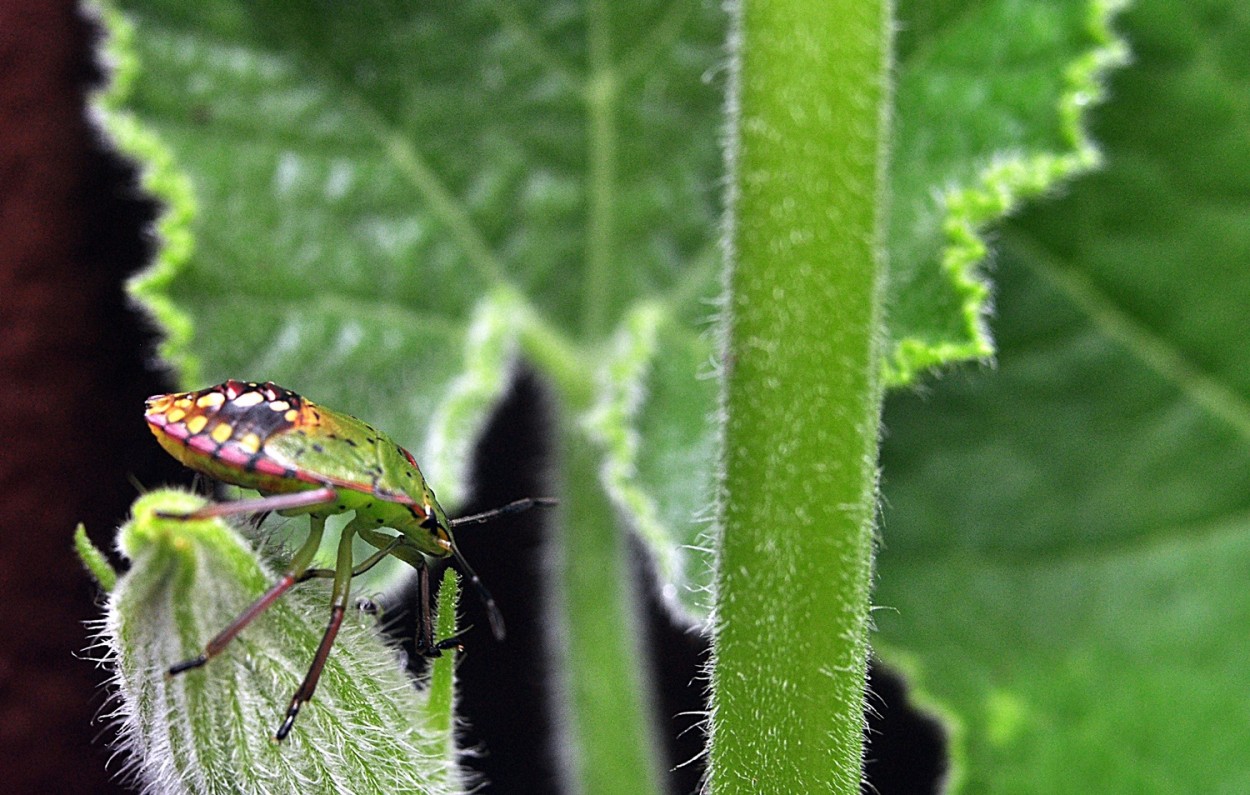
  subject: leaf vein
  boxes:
[1010,229,1250,441]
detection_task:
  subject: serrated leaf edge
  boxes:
[581,303,688,605]
[422,288,524,505]
[90,1,203,387]
[883,0,1133,387]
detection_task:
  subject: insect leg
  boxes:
[355,528,486,653]
[157,486,339,520]
[294,535,403,582]
[169,514,328,676]
[415,559,438,655]
[275,520,357,741]
[354,528,440,655]
[353,528,432,653]
[406,553,469,655]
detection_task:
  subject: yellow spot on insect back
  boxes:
[197,392,226,408]
[284,409,299,422]
[232,391,265,408]
[238,433,261,453]
[269,400,290,412]
[211,422,234,443]
[145,394,173,412]
[175,397,193,409]
[186,415,208,434]
[166,408,186,423]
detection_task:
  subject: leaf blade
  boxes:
[876,1,1250,788]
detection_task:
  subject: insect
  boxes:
[145,379,552,740]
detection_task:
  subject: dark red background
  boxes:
[0,2,181,791]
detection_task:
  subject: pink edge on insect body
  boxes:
[143,383,440,514]
[144,383,327,494]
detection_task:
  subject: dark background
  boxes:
[1,3,174,791]
[0,3,942,792]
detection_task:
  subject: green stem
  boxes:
[427,569,461,737]
[584,0,617,338]
[520,313,594,408]
[708,0,891,792]
[557,418,664,795]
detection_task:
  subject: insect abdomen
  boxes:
[145,380,324,492]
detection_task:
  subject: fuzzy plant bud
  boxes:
[80,488,466,795]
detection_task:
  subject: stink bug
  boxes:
[145,379,552,740]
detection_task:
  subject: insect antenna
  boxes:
[447,497,556,642]
[448,497,558,528]
[448,541,506,641]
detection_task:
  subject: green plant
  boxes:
[77,493,466,793]
[81,0,1250,792]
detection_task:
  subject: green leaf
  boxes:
[97,0,1119,614]
[99,489,462,794]
[885,0,1130,384]
[876,0,1250,790]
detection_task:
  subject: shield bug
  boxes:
[145,379,552,740]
